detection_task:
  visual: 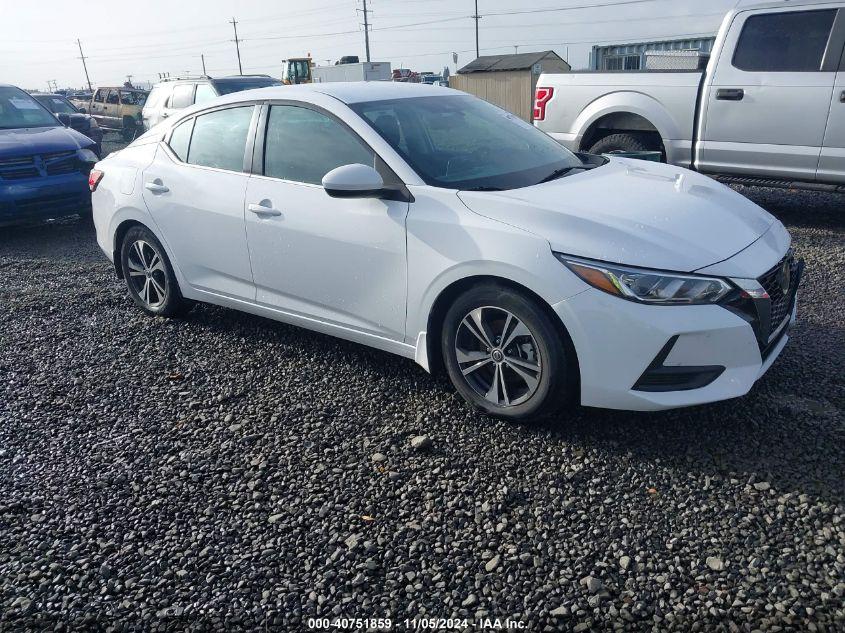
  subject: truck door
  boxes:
[90,89,107,125]
[697,7,838,182]
[818,28,845,184]
[104,89,121,129]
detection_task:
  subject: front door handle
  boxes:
[248,202,282,217]
[716,88,744,101]
[144,181,169,194]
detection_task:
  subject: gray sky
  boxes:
[3,0,744,90]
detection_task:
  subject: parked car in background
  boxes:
[312,62,391,83]
[82,86,148,141]
[141,75,282,130]
[0,84,98,225]
[534,0,845,192]
[91,83,799,419]
[32,93,103,157]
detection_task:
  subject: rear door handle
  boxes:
[144,181,169,194]
[248,202,282,217]
[840,90,845,103]
[716,88,744,101]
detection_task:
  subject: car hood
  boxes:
[0,125,94,159]
[457,158,775,272]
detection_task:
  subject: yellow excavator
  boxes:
[281,57,313,84]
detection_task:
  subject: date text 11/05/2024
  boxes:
[306,617,528,630]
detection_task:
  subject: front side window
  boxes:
[194,84,217,105]
[0,87,59,129]
[169,84,195,109]
[120,90,147,106]
[350,95,583,190]
[733,9,836,72]
[94,89,106,103]
[186,106,254,171]
[263,105,375,185]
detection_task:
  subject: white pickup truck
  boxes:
[534,0,845,191]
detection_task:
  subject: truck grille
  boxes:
[0,151,79,180]
[0,155,40,180]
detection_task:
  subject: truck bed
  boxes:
[534,70,704,167]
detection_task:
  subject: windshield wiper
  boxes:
[537,163,599,185]
[464,186,503,192]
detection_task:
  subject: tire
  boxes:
[441,283,576,420]
[119,225,192,318]
[588,132,652,155]
[121,120,137,142]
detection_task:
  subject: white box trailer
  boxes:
[312,62,392,83]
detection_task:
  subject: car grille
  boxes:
[1,192,89,218]
[759,252,799,338]
[0,151,79,180]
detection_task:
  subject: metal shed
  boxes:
[590,37,716,71]
[450,51,571,121]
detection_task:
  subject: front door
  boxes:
[697,7,838,181]
[141,105,257,299]
[244,103,408,340]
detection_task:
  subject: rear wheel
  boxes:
[588,132,652,155]
[441,283,576,420]
[119,226,192,317]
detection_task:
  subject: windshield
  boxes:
[0,87,59,129]
[212,78,283,95]
[349,95,583,190]
[34,95,78,114]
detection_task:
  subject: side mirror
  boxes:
[322,163,384,198]
[78,107,87,113]
[57,113,71,126]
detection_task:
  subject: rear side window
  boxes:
[168,84,195,109]
[106,90,120,105]
[194,83,217,105]
[263,105,374,185]
[186,106,254,171]
[733,9,836,72]
[168,119,193,162]
[94,90,106,103]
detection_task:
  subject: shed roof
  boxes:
[457,50,567,74]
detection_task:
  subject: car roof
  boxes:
[213,81,460,106]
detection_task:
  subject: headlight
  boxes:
[556,255,733,305]
[76,148,99,164]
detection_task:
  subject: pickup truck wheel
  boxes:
[588,132,652,155]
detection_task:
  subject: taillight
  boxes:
[88,169,104,192]
[533,86,554,121]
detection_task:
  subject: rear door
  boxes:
[141,104,257,299]
[697,7,838,181]
[89,89,108,126]
[103,89,121,129]
[819,13,845,184]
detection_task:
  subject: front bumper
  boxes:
[0,172,91,226]
[553,286,797,412]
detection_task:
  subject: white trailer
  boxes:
[312,62,392,83]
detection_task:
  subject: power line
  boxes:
[229,17,243,75]
[76,39,92,91]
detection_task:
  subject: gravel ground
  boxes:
[0,176,843,631]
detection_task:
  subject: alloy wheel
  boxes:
[126,239,168,309]
[454,306,542,407]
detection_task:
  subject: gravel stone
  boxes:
[706,556,725,571]
[409,434,432,451]
[0,184,842,630]
[485,555,501,573]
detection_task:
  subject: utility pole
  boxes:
[472,0,481,59]
[201,54,207,75]
[229,17,243,75]
[77,39,92,91]
[360,0,372,62]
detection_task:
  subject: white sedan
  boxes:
[90,82,801,419]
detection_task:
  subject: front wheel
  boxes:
[441,283,577,420]
[120,226,192,317]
